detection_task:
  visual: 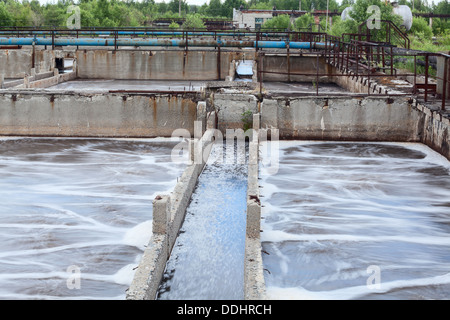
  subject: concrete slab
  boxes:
[46,79,206,92]
[263,81,350,94]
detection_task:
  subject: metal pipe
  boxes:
[0,30,300,38]
[0,36,331,49]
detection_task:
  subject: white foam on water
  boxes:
[260,141,450,300]
[0,137,186,299]
[267,272,450,300]
[122,220,153,250]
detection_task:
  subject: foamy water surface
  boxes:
[260,141,450,300]
[0,137,187,299]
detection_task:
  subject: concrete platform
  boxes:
[47,79,206,92]
[263,81,349,95]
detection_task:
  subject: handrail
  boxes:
[358,20,410,49]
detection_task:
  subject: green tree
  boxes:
[183,13,206,29]
[262,14,292,30]
[0,2,13,26]
[223,0,246,18]
[330,16,358,37]
[43,4,67,27]
[168,0,189,16]
[409,17,433,39]
[207,0,224,17]
[294,13,314,31]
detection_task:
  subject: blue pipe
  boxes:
[0,36,330,49]
[0,30,290,38]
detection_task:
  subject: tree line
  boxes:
[0,0,448,37]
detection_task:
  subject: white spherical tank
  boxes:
[392,4,413,31]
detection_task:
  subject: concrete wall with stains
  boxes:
[260,55,331,82]
[213,92,449,160]
[76,50,249,80]
[0,49,55,78]
[260,96,422,142]
[0,92,198,137]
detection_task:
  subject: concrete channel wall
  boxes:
[126,121,216,300]
[244,113,267,300]
[0,91,198,137]
[76,49,250,80]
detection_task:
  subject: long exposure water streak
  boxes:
[260,141,450,300]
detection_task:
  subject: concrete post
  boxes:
[207,111,217,130]
[246,198,261,239]
[23,76,29,88]
[152,195,171,235]
[196,104,206,137]
[0,74,4,89]
[253,113,260,132]
[249,141,258,166]
[189,139,195,164]
[226,59,236,82]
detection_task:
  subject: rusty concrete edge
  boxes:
[126,128,215,300]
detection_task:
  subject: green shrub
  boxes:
[409,17,433,40]
[262,14,292,30]
[169,21,180,29]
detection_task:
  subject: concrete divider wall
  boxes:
[261,55,331,82]
[214,93,259,133]
[76,50,249,80]
[260,96,423,142]
[415,100,450,160]
[0,92,198,137]
[126,126,216,300]
[0,49,55,78]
